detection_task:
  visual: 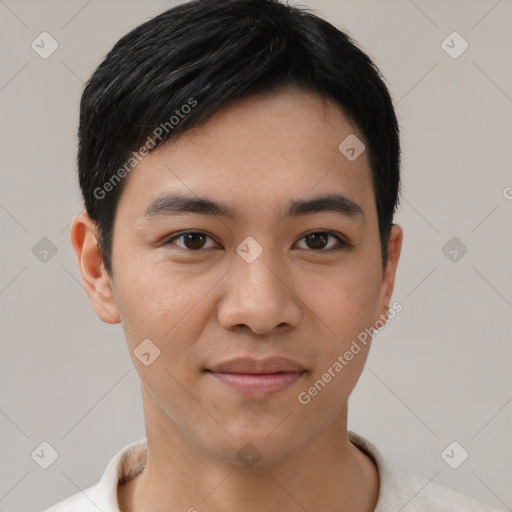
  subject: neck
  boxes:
[118,387,379,512]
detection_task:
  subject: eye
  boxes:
[295,231,347,252]
[165,231,218,251]
[163,230,348,253]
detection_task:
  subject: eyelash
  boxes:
[163,230,348,253]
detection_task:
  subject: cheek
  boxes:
[292,270,379,418]
[299,264,381,345]
[114,267,214,399]
[114,263,218,350]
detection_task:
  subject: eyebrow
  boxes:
[143,193,365,223]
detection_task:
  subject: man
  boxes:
[43,0,501,510]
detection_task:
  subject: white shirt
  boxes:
[42,431,502,511]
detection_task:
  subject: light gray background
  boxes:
[0,1,511,511]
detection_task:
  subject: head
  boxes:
[72,0,402,467]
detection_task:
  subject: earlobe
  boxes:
[377,224,403,321]
[70,212,121,324]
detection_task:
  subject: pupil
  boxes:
[307,233,327,250]
[184,233,205,250]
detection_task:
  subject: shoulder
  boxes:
[39,438,147,512]
[382,461,503,512]
[348,431,503,512]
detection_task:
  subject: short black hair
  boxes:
[78,0,401,275]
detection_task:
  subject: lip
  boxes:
[207,357,305,374]
[205,357,307,399]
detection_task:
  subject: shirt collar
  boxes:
[91,431,397,511]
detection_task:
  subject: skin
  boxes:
[71,86,402,512]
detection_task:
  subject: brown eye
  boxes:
[166,231,217,251]
[296,231,346,252]
[181,233,207,250]
[305,233,328,250]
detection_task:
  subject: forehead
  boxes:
[117,87,376,222]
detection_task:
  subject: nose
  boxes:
[217,251,302,335]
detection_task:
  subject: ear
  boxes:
[70,212,120,324]
[376,224,403,321]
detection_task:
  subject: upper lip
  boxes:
[206,357,306,374]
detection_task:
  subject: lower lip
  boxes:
[206,371,304,399]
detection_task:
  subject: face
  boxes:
[75,86,402,467]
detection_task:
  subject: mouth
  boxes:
[204,357,307,399]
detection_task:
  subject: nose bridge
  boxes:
[233,242,287,303]
[218,243,301,333]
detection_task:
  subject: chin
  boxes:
[205,425,308,469]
